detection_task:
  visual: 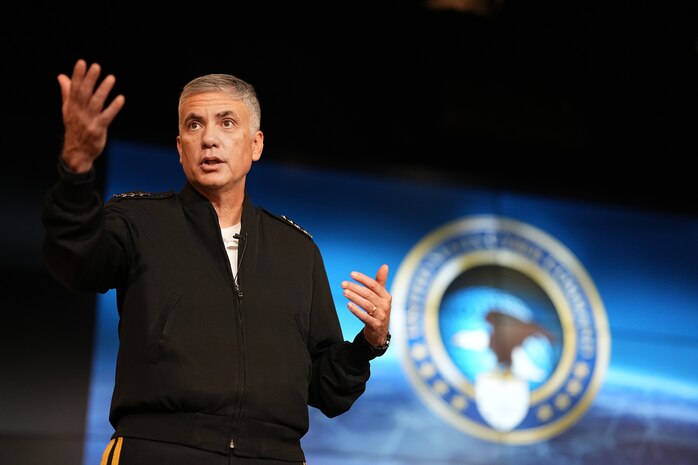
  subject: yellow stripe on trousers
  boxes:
[99,437,124,465]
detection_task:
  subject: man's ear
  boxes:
[252,130,264,162]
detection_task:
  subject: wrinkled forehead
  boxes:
[179,92,247,121]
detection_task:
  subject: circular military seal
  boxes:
[391,215,610,444]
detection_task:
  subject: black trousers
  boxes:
[100,437,306,465]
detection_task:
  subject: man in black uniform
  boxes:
[42,59,392,465]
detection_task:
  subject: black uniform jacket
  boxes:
[41,163,377,461]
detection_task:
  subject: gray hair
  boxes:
[178,73,261,134]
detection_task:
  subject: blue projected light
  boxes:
[82,140,698,465]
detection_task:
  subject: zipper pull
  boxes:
[234,232,247,298]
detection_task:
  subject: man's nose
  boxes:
[201,127,220,147]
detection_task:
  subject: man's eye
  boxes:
[222,119,235,128]
[188,121,201,130]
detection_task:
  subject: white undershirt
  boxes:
[221,223,242,279]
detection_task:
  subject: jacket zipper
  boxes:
[230,232,248,448]
[213,209,248,449]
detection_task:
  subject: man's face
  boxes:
[176,92,263,197]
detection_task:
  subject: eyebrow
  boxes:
[183,110,238,124]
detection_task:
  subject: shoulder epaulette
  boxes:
[110,191,175,201]
[261,208,313,239]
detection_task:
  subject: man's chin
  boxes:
[191,177,237,198]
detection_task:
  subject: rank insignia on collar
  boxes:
[281,215,313,239]
[111,191,174,201]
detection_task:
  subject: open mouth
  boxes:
[200,157,224,171]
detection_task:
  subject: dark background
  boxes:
[2,2,697,464]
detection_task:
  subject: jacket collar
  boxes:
[177,182,256,232]
[178,182,212,206]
